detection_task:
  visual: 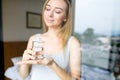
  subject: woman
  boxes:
[18,0,81,80]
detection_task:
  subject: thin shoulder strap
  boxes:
[35,33,41,41]
[67,36,74,53]
[65,36,74,62]
[65,36,74,72]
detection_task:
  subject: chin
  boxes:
[46,24,54,27]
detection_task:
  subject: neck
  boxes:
[47,27,61,37]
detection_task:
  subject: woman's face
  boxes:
[43,0,67,28]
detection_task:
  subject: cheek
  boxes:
[55,14,65,22]
[43,12,47,18]
[43,12,47,21]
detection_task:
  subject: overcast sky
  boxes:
[74,0,120,36]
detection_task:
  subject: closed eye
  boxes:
[45,5,51,11]
[55,11,61,14]
[55,9,62,14]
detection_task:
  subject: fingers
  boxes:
[36,57,53,65]
[17,60,37,65]
[24,49,36,56]
[20,49,54,66]
[22,49,36,60]
[17,57,53,65]
[17,58,54,66]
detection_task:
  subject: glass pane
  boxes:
[74,0,120,79]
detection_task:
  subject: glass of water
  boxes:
[32,41,44,60]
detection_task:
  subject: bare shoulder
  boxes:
[71,36,81,46]
[69,36,81,54]
[28,34,37,41]
[29,33,44,41]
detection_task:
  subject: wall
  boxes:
[2,0,45,41]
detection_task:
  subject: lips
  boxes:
[46,19,54,23]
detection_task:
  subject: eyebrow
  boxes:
[46,4,64,11]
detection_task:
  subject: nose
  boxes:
[48,10,53,17]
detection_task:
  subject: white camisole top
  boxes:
[30,34,73,80]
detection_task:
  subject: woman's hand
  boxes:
[36,57,54,66]
[17,49,37,65]
[17,57,54,66]
[17,49,54,66]
[22,49,36,60]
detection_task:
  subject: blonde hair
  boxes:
[42,0,73,47]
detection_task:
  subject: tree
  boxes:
[82,28,95,44]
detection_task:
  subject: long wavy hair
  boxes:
[42,0,73,47]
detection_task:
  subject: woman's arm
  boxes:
[19,64,31,79]
[19,35,35,79]
[69,37,81,79]
[49,37,81,80]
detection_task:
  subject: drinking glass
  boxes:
[32,41,44,60]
